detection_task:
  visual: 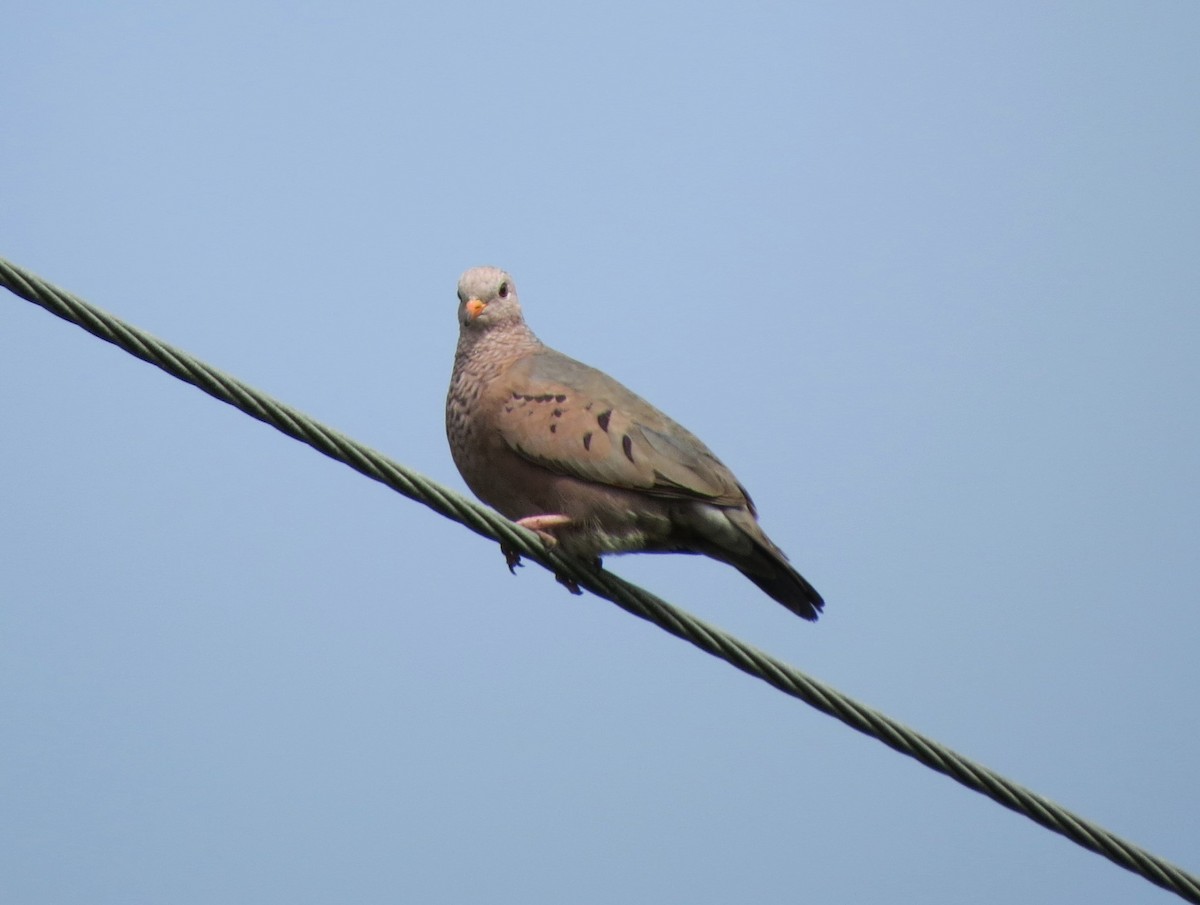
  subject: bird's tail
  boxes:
[736,555,824,621]
[725,509,824,621]
[680,503,824,621]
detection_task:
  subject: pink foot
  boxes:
[504,515,598,596]
[515,514,573,541]
[501,514,572,574]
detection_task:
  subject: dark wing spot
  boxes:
[596,410,612,432]
[582,431,593,451]
[622,434,635,463]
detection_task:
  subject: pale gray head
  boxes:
[456,266,526,332]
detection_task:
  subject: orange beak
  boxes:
[465,298,487,320]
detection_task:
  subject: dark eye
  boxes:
[498,282,509,299]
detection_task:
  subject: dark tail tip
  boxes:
[740,563,825,621]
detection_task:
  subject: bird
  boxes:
[445,266,824,620]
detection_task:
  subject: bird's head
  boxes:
[456,266,524,332]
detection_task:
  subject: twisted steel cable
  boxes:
[3,255,1197,904]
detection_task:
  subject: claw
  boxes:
[556,573,584,595]
[499,516,601,596]
[553,557,604,596]
[501,545,524,574]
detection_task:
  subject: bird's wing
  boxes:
[495,350,750,507]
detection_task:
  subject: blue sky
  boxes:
[3,2,1199,903]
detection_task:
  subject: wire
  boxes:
[3,254,1198,904]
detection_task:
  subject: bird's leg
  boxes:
[516,514,573,535]
[501,514,574,575]
[510,514,596,595]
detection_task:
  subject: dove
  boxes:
[445,266,824,620]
